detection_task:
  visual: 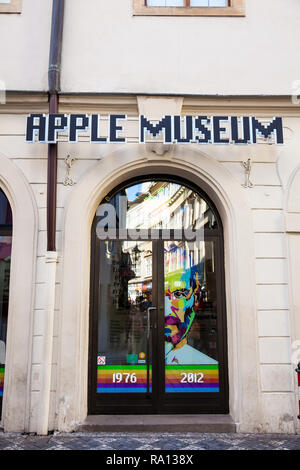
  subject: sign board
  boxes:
[25,114,284,145]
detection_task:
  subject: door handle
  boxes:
[146,307,156,395]
[147,307,157,334]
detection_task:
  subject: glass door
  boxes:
[164,239,219,393]
[96,240,154,396]
[89,179,228,415]
[159,237,228,414]
[89,236,161,413]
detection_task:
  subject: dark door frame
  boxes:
[0,195,13,420]
[88,176,229,415]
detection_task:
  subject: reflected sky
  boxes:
[125,184,142,202]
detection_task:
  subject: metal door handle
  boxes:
[147,307,156,334]
[146,307,156,394]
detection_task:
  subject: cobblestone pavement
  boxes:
[0,432,299,450]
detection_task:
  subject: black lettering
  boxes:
[174,115,193,143]
[26,114,47,142]
[47,113,68,143]
[109,115,126,143]
[140,115,172,143]
[194,116,211,143]
[231,116,251,144]
[251,117,284,144]
[91,114,107,143]
[213,116,229,144]
[69,114,89,142]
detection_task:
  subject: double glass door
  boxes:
[89,180,228,414]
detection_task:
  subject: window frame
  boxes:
[0,0,22,14]
[133,0,245,16]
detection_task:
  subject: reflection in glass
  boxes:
[97,181,218,235]
[0,236,12,398]
[125,182,217,231]
[94,180,220,396]
[0,189,12,225]
[164,240,219,393]
[97,240,152,393]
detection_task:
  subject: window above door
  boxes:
[133,0,245,16]
[0,0,22,14]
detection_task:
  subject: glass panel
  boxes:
[190,0,209,5]
[147,0,184,5]
[166,0,184,5]
[97,181,218,233]
[0,235,12,397]
[164,240,219,393]
[147,0,228,5]
[209,0,227,5]
[190,0,227,5]
[0,189,12,225]
[97,240,153,393]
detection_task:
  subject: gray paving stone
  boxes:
[0,431,299,450]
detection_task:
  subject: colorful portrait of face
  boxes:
[164,267,202,349]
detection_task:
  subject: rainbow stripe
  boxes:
[0,366,4,397]
[97,364,219,394]
[165,364,219,393]
[97,364,152,393]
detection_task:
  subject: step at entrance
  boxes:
[77,414,236,433]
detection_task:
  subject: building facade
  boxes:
[0,0,300,434]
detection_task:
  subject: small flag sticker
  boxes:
[97,356,106,365]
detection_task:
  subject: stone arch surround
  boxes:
[0,152,38,432]
[56,145,262,433]
[285,163,300,434]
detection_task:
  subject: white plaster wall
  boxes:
[0,0,52,92]
[0,113,61,432]
[60,0,300,95]
[0,0,299,95]
[0,106,299,433]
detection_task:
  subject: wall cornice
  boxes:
[1,92,300,117]
[0,92,49,114]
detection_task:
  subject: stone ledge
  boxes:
[77,414,236,433]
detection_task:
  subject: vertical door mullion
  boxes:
[155,239,165,409]
[151,240,158,409]
[214,235,229,412]
[89,218,99,413]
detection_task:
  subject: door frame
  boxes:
[88,176,229,415]
[0,200,13,420]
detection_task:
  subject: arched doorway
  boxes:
[0,188,12,419]
[88,176,229,414]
